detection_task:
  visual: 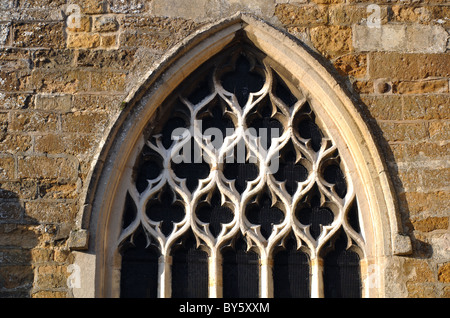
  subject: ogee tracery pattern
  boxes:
[119,45,365,298]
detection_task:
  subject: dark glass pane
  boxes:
[273,237,310,298]
[246,97,283,150]
[273,140,308,195]
[272,72,297,108]
[146,186,185,237]
[223,160,259,194]
[296,192,334,240]
[346,200,361,234]
[295,105,323,152]
[120,227,159,298]
[122,192,137,230]
[171,232,208,298]
[161,116,187,149]
[171,138,210,192]
[246,190,284,240]
[187,77,212,105]
[323,231,362,298]
[196,189,234,238]
[197,96,235,139]
[135,145,163,193]
[221,54,265,107]
[222,236,259,298]
[323,163,347,199]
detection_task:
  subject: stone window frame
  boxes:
[69,14,412,298]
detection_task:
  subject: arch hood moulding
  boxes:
[70,14,412,297]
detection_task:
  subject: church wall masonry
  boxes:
[0,0,448,298]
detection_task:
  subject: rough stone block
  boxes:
[310,0,343,3]
[0,200,23,220]
[412,217,449,233]
[403,142,450,161]
[406,283,436,298]
[333,53,367,77]
[31,291,68,298]
[90,71,125,92]
[403,95,450,120]
[0,22,11,46]
[401,191,449,216]
[275,4,328,26]
[68,229,89,250]
[35,133,97,157]
[76,49,136,69]
[66,16,91,33]
[428,121,450,142]
[150,0,223,21]
[362,95,402,120]
[92,15,119,32]
[392,79,448,94]
[0,265,34,290]
[0,70,20,91]
[38,181,78,200]
[0,133,33,153]
[369,53,450,80]
[353,80,374,94]
[403,259,436,283]
[61,111,109,134]
[310,25,352,58]
[71,94,124,112]
[10,111,59,133]
[17,156,78,181]
[25,200,77,223]
[99,34,117,48]
[18,0,65,8]
[226,0,275,18]
[438,263,450,283]
[0,93,32,110]
[379,122,428,142]
[108,0,145,14]
[119,30,172,50]
[67,33,101,49]
[28,69,90,93]
[35,265,69,289]
[0,224,38,249]
[421,168,450,190]
[13,22,65,48]
[328,4,387,26]
[32,49,75,69]
[0,157,16,181]
[34,94,72,112]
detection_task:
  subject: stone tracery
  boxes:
[118,44,365,298]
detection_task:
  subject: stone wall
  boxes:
[0,0,448,297]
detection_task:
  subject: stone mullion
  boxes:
[208,248,223,298]
[158,254,172,298]
[259,255,273,298]
[310,256,324,298]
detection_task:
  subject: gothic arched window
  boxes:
[117,42,365,298]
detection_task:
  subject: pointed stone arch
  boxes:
[70,14,411,298]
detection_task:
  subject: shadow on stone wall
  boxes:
[286,38,433,259]
[0,188,38,298]
[323,60,433,259]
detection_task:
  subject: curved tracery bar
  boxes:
[118,43,365,298]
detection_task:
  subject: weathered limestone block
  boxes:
[92,15,119,32]
[275,3,328,26]
[310,25,352,58]
[353,24,448,53]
